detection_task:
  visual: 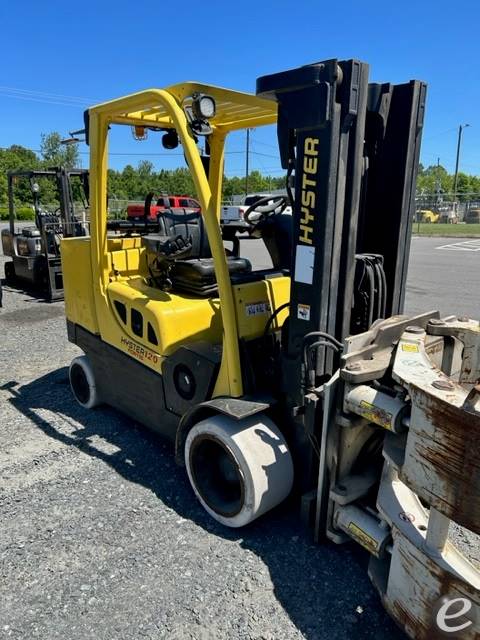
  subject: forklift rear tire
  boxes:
[185,413,293,528]
[4,261,15,284]
[69,356,102,409]
[33,258,49,293]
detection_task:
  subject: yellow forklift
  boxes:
[62,59,479,638]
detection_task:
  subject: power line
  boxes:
[422,126,458,141]
[0,94,89,108]
[0,86,98,108]
[249,137,279,150]
[0,86,94,101]
[1,145,249,158]
[250,150,280,159]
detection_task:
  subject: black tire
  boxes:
[69,355,102,409]
[33,257,49,293]
[4,261,15,284]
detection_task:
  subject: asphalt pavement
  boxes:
[239,235,480,319]
[0,233,478,640]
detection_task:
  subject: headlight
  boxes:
[192,94,216,120]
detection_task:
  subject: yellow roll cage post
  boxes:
[87,84,278,398]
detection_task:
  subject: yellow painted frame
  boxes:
[87,84,277,398]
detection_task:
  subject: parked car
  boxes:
[417,209,439,223]
[465,208,480,224]
[127,195,201,220]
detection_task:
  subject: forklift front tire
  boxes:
[69,356,101,409]
[185,413,293,528]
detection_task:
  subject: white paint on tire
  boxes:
[185,413,293,528]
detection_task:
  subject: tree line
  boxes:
[0,133,285,209]
[1,133,478,210]
[416,163,480,201]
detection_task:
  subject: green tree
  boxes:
[455,172,472,201]
[40,132,80,168]
[0,145,42,205]
[2,136,478,211]
[416,163,454,203]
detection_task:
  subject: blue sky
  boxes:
[0,0,478,179]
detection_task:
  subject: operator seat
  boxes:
[256,212,293,272]
[156,208,211,257]
[142,208,251,296]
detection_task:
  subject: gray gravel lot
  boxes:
[0,234,478,640]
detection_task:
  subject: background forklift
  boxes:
[61,60,479,638]
[1,167,89,301]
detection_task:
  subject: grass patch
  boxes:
[0,206,35,221]
[412,223,480,237]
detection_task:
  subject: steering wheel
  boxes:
[144,192,159,221]
[244,195,289,227]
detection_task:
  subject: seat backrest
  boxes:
[258,212,293,271]
[157,208,211,259]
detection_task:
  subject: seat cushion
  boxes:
[173,257,251,281]
[171,257,252,296]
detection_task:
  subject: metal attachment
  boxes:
[344,384,408,433]
[334,504,391,558]
[405,325,425,334]
[346,362,362,371]
[432,379,455,390]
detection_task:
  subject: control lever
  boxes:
[144,233,193,290]
[155,234,193,259]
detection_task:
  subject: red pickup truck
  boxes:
[127,195,201,220]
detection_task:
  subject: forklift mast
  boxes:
[56,167,90,233]
[258,61,369,375]
[7,168,89,237]
[256,59,426,489]
[257,59,426,348]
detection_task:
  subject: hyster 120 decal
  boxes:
[120,336,159,365]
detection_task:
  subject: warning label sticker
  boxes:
[401,343,419,353]
[359,400,393,430]
[348,522,379,554]
[297,304,311,321]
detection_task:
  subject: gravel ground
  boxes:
[0,239,478,640]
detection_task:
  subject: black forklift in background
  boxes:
[1,167,89,301]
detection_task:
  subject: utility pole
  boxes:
[435,157,441,207]
[453,124,470,205]
[245,128,250,195]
